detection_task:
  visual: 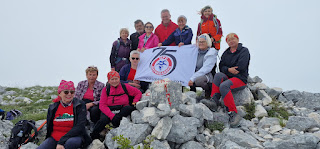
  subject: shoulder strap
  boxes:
[212,15,220,35]
[106,83,111,96]
[114,39,121,58]
[120,83,129,96]
[26,120,38,142]
[199,19,204,35]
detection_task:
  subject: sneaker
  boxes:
[228,111,241,128]
[200,99,218,112]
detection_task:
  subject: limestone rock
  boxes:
[263,134,320,149]
[166,115,201,143]
[180,141,205,149]
[218,140,245,149]
[267,87,283,99]
[20,142,38,149]
[258,90,272,106]
[0,120,13,143]
[149,79,183,109]
[150,140,170,149]
[177,103,213,121]
[286,116,318,131]
[131,107,160,126]
[254,105,268,117]
[136,100,149,111]
[214,128,263,148]
[88,139,105,149]
[258,117,279,128]
[151,117,172,140]
[295,92,320,110]
[232,87,253,106]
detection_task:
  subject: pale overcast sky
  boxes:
[0,0,319,93]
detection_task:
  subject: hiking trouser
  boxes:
[211,72,246,113]
[83,99,101,123]
[91,105,135,139]
[37,136,82,149]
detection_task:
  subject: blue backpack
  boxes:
[6,109,22,120]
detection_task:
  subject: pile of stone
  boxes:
[99,77,320,149]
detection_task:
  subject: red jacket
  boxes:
[197,14,223,50]
[155,20,178,46]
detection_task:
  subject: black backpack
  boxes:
[106,83,134,106]
[9,120,38,149]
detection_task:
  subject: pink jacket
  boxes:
[99,84,142,120]
[138,33,159,49]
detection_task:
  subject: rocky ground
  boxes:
[1,76,320,149]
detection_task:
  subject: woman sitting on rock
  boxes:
[158,15,193,47]
[137,22,159,53]
[75,66,105,124]
[188,33,217,99]
[90,71,142,140]
[38,80,91,149]
[119,50,149,93]
[204,33,250,128]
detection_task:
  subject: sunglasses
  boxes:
[63,90,75,94]
[145,26,153,29]
[131,57,140,60]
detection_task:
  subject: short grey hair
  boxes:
[197,33,212,48]
[130,50,140,58]
[161,9,170,14]
[120,28,129,36]
[134,19,144,27]
[177,15,187,23]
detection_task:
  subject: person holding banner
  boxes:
[137,22,159,53]
[110,28,132,72]
[90,71,141,140]
[158,15,193,47]
[120,50,149,93]
[188,33,217,99]
[207,33,250,128]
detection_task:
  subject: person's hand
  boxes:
[188,80,194,86]
[178,42,184,47]
[133,80,140,84]
[56,144,65,149]
[228,66,239,75]
[132,102,136,107]
[86,102,94,110]
[111,68,115,71]
[128,82,141,88]
[211,37,215,42]
[158,43,162,47]
[140,47,146,53]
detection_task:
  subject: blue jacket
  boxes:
[219,43,250,84]
[119,63,132,83]
[162,26,193,46]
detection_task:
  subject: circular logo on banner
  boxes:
[151,56,173,76]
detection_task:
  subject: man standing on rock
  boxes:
[130,19,145,50]
[155,9,178,46]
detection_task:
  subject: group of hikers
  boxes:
[36,5,250,149]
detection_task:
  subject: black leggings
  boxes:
[91,105,135,138]
[83,99,101,123]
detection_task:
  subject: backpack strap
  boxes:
[26,120,38,142]
[114,40,122,64]
[106,83,133,105]
[120,83,134,106]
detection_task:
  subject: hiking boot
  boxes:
[228,111,241,128]
[200,99,218,112]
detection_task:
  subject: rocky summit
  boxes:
[1,76,320,149]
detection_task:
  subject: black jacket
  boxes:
[46,98,92,147]
[130,31,143,50]
[219,43,250,84]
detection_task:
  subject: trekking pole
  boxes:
[18,120,47,148]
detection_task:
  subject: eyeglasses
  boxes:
[131,57,140,60]
[145,26,153,29]
[63,90,75,94]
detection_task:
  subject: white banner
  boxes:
[135,45,198,86]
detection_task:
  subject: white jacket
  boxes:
[190,48,218,82]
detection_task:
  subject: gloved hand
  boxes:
[111,114,122,127]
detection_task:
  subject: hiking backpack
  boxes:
[9,120,38,149]
[106,83,134,106]
[6,109,22,120]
